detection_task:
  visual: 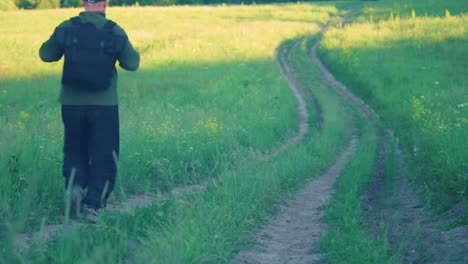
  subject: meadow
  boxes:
[319,0,468,212]
[1,0,466,263]
[0,4,331,226]
[0,3,356,262]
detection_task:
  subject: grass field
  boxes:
[0,3,354,262]
[0,0,16,11]
[0,4,332,226]
[319,0,467,211]
[1,0,466,263]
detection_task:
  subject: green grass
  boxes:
[131,35,358,262]
[19,31,358,264]
[4,1,462,262]
[0,4,332,230]
[319,0,467,211]
[352,0,468,23]
[0,0,16,11]
[0,3,361,263]
[319,124,396,264]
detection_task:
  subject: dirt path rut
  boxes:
[235,137,357,264]
[234,14,364,263]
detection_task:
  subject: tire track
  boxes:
[310,18,468,264]
[277,38,322,134]
[363,131,468,263]
[310,42,375,122]
[235,26,360,262]
[235,137,358,264]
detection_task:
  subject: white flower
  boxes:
[413,145,419,156]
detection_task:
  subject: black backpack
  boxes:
[54,17,126,91]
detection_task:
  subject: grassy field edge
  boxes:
[318,0,467,212]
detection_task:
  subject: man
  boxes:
[39,0,140,222]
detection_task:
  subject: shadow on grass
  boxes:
[0,57,301,241]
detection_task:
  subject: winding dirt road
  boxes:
[235,20,364,264]
[235,137,358,264]
[236,12,467,264]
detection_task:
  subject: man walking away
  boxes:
[39,0,140,223]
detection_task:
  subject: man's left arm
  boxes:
[39,29,64,62]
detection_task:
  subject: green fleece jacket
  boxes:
[39,11,140,105]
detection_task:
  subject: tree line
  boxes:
[10,0,335,9]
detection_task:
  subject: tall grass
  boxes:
[319,0,467,210]
[319,125,397,263]
[0,0,16,11]
[0,3,351,262]
[351,0,468,23]
[21,34,358,264]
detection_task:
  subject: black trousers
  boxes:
[61,105,119,209]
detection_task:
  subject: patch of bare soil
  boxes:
[235,137,358,264]
[16,183,208,247]
[106,184,207,214]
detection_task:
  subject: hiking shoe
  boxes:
[83,207,99,224]
[70,185,83,218]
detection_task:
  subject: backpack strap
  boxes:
[70,16,81,26]
[103,20,117,32]
[53,17,79,47]
[102,20,126,53]
[59,17,82,47]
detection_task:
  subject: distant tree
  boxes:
[15,0,39,9]
[156,0,176,5]
[15,0,355,9]
[110,0,177,6]
[61,0,81,7]
[108,0,122,6]
[138,0,156,6]
[109,0,136,6]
